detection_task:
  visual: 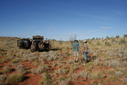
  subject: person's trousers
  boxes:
[84,51,88,62]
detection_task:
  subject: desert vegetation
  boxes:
[0,36,127,85]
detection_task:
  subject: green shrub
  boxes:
[115,71,124,77]
[109,59,122,68]
[36,65,49,74]
[6,73,23,84]
[106,74,118,82]
[11,58,21,63]
[119,39,126,45]
[90,70,105,79]
[54,69,66,75]
[105,41,111,46]
[90,80,103,85]
[68,67,74,77]
[16,65,26,74]
[7,50,16,58]
[0,74,6,81]
[58,77,71,85]
[2,66,12,73]
[40,72,52,85]
[96,42,101,45]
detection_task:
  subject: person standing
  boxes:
[82,40,89,65]
[72,40,79,62]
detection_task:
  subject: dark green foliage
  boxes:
[119,39,126,45]
[116,35,120,38]
[124,34,127,38]
[6,74,23,84]
[105,41,111,46]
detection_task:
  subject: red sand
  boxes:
[18,73,41,85]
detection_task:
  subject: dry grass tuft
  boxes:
[6,73,23,84]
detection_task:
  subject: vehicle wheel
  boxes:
[38,42,44,51]
[31,43,36,52]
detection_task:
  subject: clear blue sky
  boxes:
[0,0,127,40]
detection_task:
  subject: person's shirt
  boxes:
[72,42,79,52]
[84,43,88,52]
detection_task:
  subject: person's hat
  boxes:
[83,40,87,42]
[74,40,78,42]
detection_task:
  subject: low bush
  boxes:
[36,65,49,74]
[58,77,71,85]
[6,73,23,84]
[2,66,12,73]
[0,74,6,81]
[16,65,26,74]
[40,72,52,85]
[89,70,105,79]
[11,58,21,63]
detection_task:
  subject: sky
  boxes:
[0,0,127,40]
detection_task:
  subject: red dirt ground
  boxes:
[1,58,127,85]
[0,61,42,85]
[18,61,41,85]
[18,73,41,85]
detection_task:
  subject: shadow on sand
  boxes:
[38,48,61,52]
[88,55,98,62]
[81,55,98,63]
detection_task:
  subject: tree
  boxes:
[124,34,127,39]
[91,38,95,40]
[116,35,120,39]
[106,36,110,39]
[69,34,77,41]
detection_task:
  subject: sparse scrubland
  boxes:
[0,36,127,85]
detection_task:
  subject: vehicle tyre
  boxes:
[31,42,37,52]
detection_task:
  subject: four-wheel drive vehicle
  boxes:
[17,38,31,49]
[17,35,51,52]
